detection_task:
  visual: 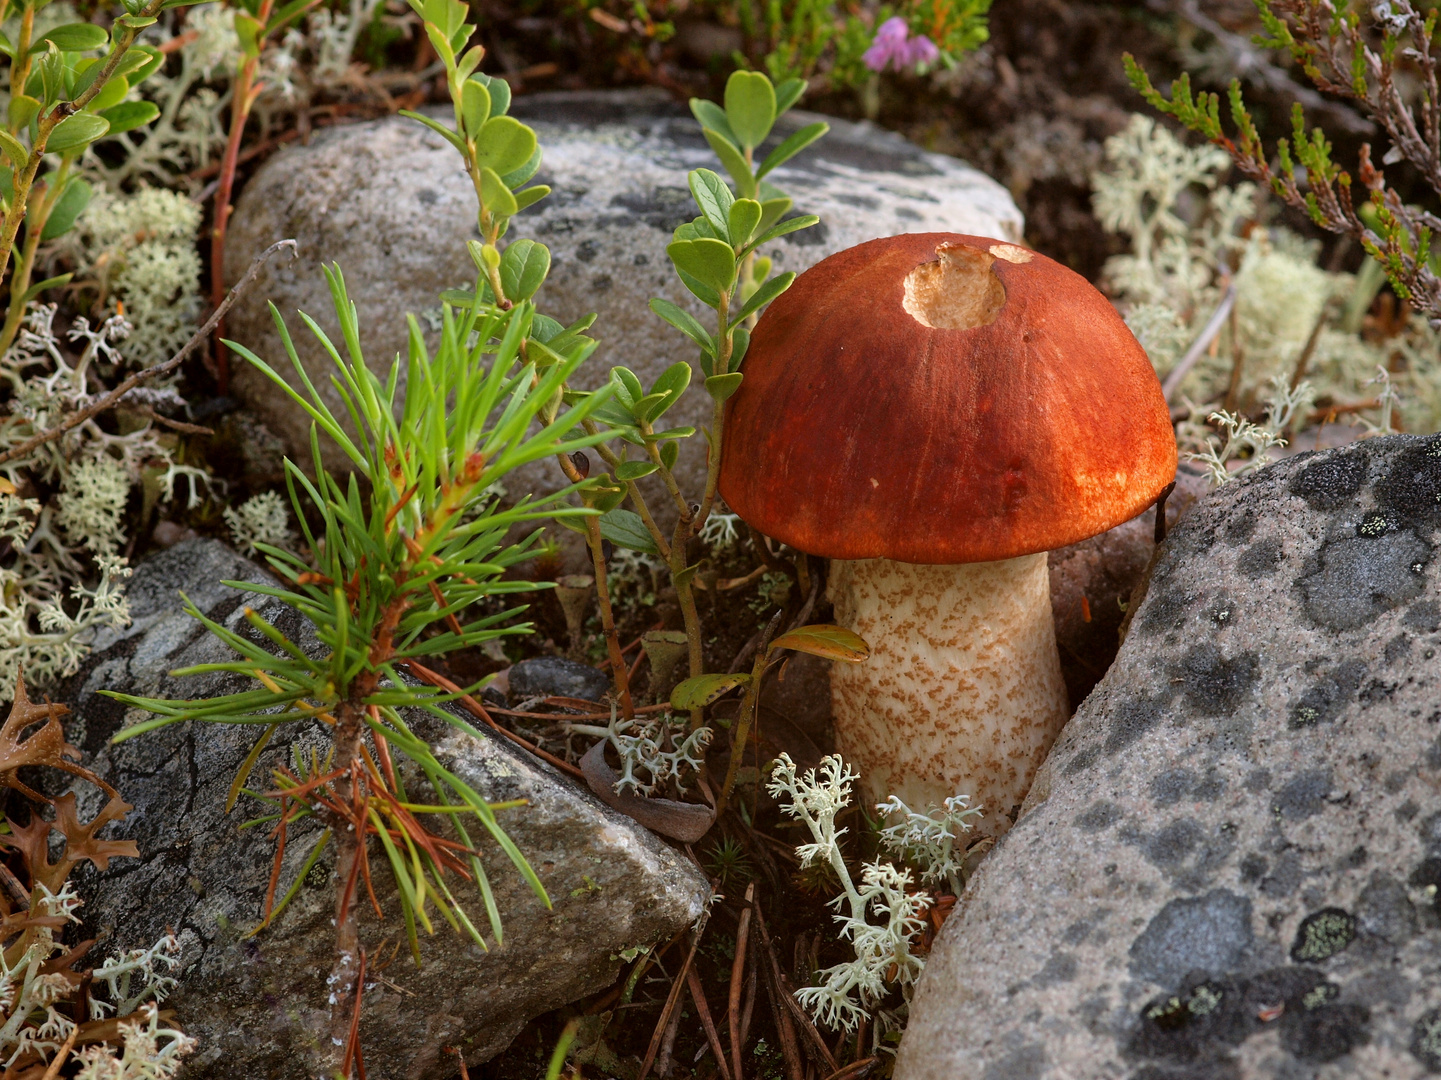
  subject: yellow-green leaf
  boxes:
[474,115,536,176]
[768,624,869,663]
[8,94,40,131]
[670,672,751,711]
[479,165,518,218]
[46,111,109,154]
[461,76,491,137]
[724,69,776,150]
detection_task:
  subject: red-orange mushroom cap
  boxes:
[718,233,1177,563]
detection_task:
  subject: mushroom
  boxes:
[718,234,1175,833]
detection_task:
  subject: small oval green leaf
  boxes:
[615,460,659,481]
[474,115,537,176]
[34,23,109,52]
[46,111,109,153]
[670,672,752,711]
[705,372,743,402]
[99,99,160,135]
[724,69,777,150]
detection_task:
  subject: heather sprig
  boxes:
[1124,0,1441,324]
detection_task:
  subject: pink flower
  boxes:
[862,16,938,73]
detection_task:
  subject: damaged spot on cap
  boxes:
[902,242,1006,330]
[989,242,1033,263]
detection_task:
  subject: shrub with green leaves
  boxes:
[0,0,191,358]
[1093,110,1441,472]
[734,0,991,90]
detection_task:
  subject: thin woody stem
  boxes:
[583,420,671,559]
[324,702,366,1072]
[716,612,780,813]
[668,514,704,730]
[556,451,633,719]
[0,239,297,469]
[0,159,66,358]
[691,291,732,535]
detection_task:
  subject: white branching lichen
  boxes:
[67,186,204,369]
[56,457,132,556]
[769,753,971,1037]
[72,1004,195,1080]
[1183,376,1315,484]
[875,793,981,897]
[0,884,189,1074]
[699,509,743,550]
[569,709,713,797]
[224,491,294,555]
[0,304,214,700]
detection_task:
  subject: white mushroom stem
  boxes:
[826,553,1069,836]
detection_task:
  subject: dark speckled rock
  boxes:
[58,539,708,1079]
[507,655,611,704]
[897,435,1441,1080]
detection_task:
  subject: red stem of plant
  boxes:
[210,0,274,394]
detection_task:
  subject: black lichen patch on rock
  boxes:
[1139,580,1194,637]
[1150,769,1196,807]
[1143,819,1205,869]
[1176,644,1259,716]
[1404,598,1441,632]
[1237,538,1284,578]
[1105,694,1168,755]
[1412,1008,1441,1071]
[1288,448,1369,510]
[1129,890,1254,986]
[1356,874,1418,945]
[1290,907,1357,962]
[1374,434,1441,525]
[1288,659,1366,729]
[1271,769,1332,821]
[1297,530,1431,631]
[1127,965,1367,1070]
[1408,856,1441,916]
[1075,801,1122,832]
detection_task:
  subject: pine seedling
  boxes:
[104,262,617,1070]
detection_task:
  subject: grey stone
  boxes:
[59,539,708,1078]
[222,89,1022,512]
[507,654,611,703]
[896,435,1441,1080]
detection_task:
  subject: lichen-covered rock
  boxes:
[896,435,1441,1080]
[60,539,709,1079]
[222,89,1022,505]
